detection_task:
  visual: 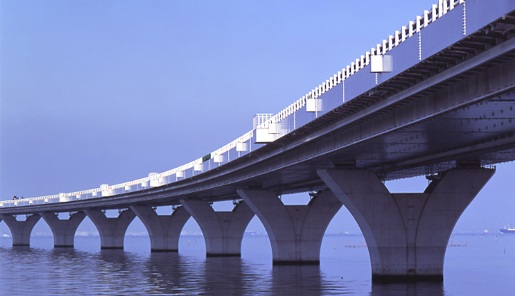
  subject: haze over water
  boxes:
[0,233,513,295]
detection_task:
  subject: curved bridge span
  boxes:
[2,0,515,283]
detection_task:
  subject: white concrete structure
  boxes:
[41,212,86,248]
[180,200,254,257]
[318,168,494,282]
[237,189,342,264]
[130,205,190,252]
[85,209,136,250]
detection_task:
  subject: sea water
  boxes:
[0,233,513,295]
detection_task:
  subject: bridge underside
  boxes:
[226,52,515,198]
[249,34,515,193]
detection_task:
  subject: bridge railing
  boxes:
[257,0,464,130]
[0,0,467,208]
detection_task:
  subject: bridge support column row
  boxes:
[130,205,191,252]
[41,211,86,247]
[85,209,136,249]
[237,189,342,264]
[318,168,494,282]
[180,199,254,257]
[0,214,41,246]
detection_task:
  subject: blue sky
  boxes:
[1,0,514,237]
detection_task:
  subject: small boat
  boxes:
[499,228,515,234]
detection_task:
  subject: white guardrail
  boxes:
[0,0,463,208]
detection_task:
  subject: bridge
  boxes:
[2,0,515,283]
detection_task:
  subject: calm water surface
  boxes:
[0,234,513,295]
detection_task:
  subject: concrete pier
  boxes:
[0,214,41,246]
[180,199,254,257]
[318,168,495,282]
[130,205,191,252]
[41,211,86,248]
[85,209,136,250]
[237,189,342,264]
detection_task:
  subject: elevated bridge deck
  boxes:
[2,0,515,214]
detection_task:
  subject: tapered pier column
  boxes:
[41,212,86,248]
[85,209,136,250]
[0,214,41,246]
[237,189,342,264]
[180,199,254,257]
[130,205,191,252]
[318,168,495,282]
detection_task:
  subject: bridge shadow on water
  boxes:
[140,252,445,295]
[143,254,333,295]
[0,243,449,295]
[370,283,444,296]
[142,253,445,295]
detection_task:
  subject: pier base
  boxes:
[130,205,191,252]
[237,189,342,265]
[180,199,254,257]
[85,209,136,250]
[0,214,41,247]
[318,168,494,282]
[41,212,86,248]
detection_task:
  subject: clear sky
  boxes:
[1,0,514,237]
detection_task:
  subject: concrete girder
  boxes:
[40,211,86,248]
[130,205,190,252]
[0,214,41,246]
[180,199,254,257]
[318,168,495,282]
[85,209,136,250]
[237,189,342,264]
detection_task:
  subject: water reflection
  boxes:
[370,282,445,296]
[141,254,348,295]
[203,257,249,294]
[143,252,188,294]
[272,265,322,294]
[3,234,507,296]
